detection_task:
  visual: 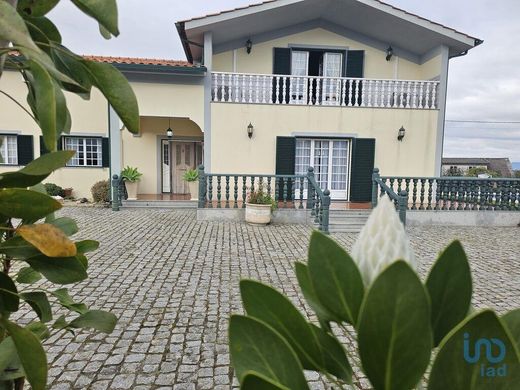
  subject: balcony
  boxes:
[212,72,440,110]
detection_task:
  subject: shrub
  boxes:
[44,183,65,197]
[247,183,276,209]
[183,169,199,182]
[121,166,143,182]
[91,180,111,203]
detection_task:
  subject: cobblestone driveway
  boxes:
[17,208,519,389]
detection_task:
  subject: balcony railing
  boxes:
[212,72,440,109]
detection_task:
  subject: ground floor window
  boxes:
[295,138,350,199]
[63,137,102,167]
[0,135,18,165]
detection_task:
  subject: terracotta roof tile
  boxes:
[82,55,195,67]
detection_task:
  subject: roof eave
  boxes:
[176,21,194,64]
[112,62,206,76]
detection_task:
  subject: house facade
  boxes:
[0,0,481,201]
[442,157,514,177]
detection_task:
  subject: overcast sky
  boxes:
[48,0,520,162]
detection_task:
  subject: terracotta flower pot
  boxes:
[125,181,139,200]
[245,203,272,225]
[188,180,199,201]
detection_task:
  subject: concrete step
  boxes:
[317,209,371,233]
[122,200,197,209]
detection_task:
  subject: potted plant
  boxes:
[121,166,143,200]
[183,169,199,201]
[245,184,276,225]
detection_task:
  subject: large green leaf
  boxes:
[0,1,39,50]
[426,240,473,346]
[25,16,61,43]
[82,60,139,134]
[51,46,92,97]
[75,240,99,254]
[51,288,88,314]
[358,261,432,390]
[25,60,56,151]
[242,372,290,389]
[307,231,364,325]
[3,321,47,390]
[69,310,117,333]
[0,272,19,312]
[27,255,88,284]
[17,0,59,17]
[229,315,309,389]
[0,236,40,259]
[71,0,119,36]
[0,150,74,188]
[16,267,42,284]
[240,280,352,383]
[295,261,340,330]
[0,337,21,379]
[20,292,52,323]
[429,310,520,389]
[502,309,520,349]
[48,217,79,236]
[0,188,61,220]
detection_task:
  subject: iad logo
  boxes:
[463,333,507,377]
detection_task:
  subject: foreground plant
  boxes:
[229,196,520,389]
[0,0,139,389]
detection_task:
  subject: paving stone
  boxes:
[11,208,518,389]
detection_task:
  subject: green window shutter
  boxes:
[39,136,49,156]
[102,137,110,168]
[346,50,364,106]
[273,48,291,103]
[346,50,364,78]
[275,136,296,201]
[17,135,34,165]
[349,138,375,202]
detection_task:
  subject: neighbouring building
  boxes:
[442,157,514,178]
[0,0,482,201]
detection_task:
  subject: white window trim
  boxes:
[63,136,103,167]
[0,135,18,166]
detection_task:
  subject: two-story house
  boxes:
[0,0,481,202]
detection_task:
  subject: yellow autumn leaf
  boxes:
[18,224,77,258]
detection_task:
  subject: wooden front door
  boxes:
[173,142,195,194]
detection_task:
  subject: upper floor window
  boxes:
[0,135,18,165]
[63,137,102,167]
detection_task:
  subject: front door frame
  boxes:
[157,136,204,195]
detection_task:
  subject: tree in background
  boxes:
[0,0,139,388]
[442,166,464,176]
[465,167,500,178]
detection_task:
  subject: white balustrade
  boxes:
[211,72,440,109]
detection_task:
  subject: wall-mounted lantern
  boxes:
[166,118,173,139]
[246,39,253,54]
[247,122,254,139]
[386,46,394,61]
[397,126,406,141]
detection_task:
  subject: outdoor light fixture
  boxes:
[166,118,173,139]
[247,122,254,139]
[397,126,406,141]
[386,46,394,61]
[246,39,253,54]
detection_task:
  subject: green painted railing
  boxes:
[111,174,127,211]
[372,169,408,225]
[372,168,520,212]
[198,166,331,233]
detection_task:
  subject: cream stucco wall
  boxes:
[0,71,205,199]
[211,103,439,178]
[0,71,109,199]
[213,28,441,80]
